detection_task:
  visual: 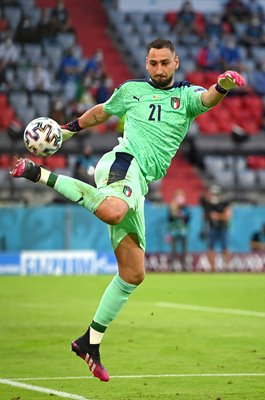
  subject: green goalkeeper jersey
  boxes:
[103,79,211,183]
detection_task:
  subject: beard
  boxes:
[151,74,174,88]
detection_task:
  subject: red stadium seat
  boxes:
[0,106,14,129]
[204,71,220,87]
[247,156,265,169]
[0,94,8,108]
[197,115,220,135]
[186,71,206,87]
[239,119,259,135]
[242,95,262,111]
[24,155,44,165]
[45,154,67,170]
[0,154,11,169]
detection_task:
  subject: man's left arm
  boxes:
[201,71,246,108]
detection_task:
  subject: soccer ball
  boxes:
[23,117,62,157]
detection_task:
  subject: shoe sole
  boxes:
[71,340,110,382]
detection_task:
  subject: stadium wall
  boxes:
[1,204,265,253]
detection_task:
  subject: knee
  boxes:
[96,198,128,225]
[129,270,145,286]
[104,208,126,225]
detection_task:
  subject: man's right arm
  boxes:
[61,103,112,142]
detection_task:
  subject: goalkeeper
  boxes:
[10,38,245,382]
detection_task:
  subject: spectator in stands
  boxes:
[50,98,67,125]
[249,61,265,96]
[167,189,191,271]
[77,76,96,111]
[0,57,9,91]
[199,187,211,242]
[50,0,69,33]
[219,36,241,71]
[58,46,80,84]
[82,48,105,81]
[224,0,249,25]
[250,223,265,252]
[93,77,113,104]
[205,13,225,41]
[241,16,265,48]
[14,14,41,44]
[0,35,19,70]
[25,63,51,93]
[73,145,96,186]
[57,46,80,101]
[196,39,220,71]
[37,8,57,44]
[175,0,197,43]
[204,185,232,272]
[247,0,264,18]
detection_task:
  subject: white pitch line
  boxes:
[156,302,265,318]
[4,372,265,381]
[0,379,90,400]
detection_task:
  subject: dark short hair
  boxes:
[147,38,175,54]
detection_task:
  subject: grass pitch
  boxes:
[0,273,264,399]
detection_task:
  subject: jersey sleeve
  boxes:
[103,84,127,118]
[185,85,212,118]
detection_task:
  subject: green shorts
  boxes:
[94,150,148,251]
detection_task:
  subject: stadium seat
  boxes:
[3,5,22,31]
[196,113,221,135]
[19,0,36,15]
[186,71,206,87]
[23,43,43,64]
[237,169,257,190]
[0,106,15,129]
[31,93,51,116]
[0,154,11,169]
[45,154,67,170]
[147,12,165,26]
[0,94,8,108]
[56,32,76,50]
[204,155,226,172]
[204,71,220,86]
[247,156,265,170]
[165,11,177,29]
[214,169,235,189]
[16,105,36,126]
[9,91,29,111]
[43,43,63,71]
[257,170,265,189]
[128,12,146,25]
[239,119,260,135]
[154,21,171,37]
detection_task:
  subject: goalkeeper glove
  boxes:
[216,70,246,94]
[60,118,82,142]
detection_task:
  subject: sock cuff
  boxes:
[91,320,107,333]
[47,172,58,187]
[114,273,137,294]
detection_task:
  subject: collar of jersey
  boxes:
[147,78,190,90]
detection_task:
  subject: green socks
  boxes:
[92,274,137,329]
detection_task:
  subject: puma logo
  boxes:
[133,95,142,101]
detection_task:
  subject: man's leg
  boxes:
[11,157,144,381]
[71,234,144,381]
[10,158,129,224]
